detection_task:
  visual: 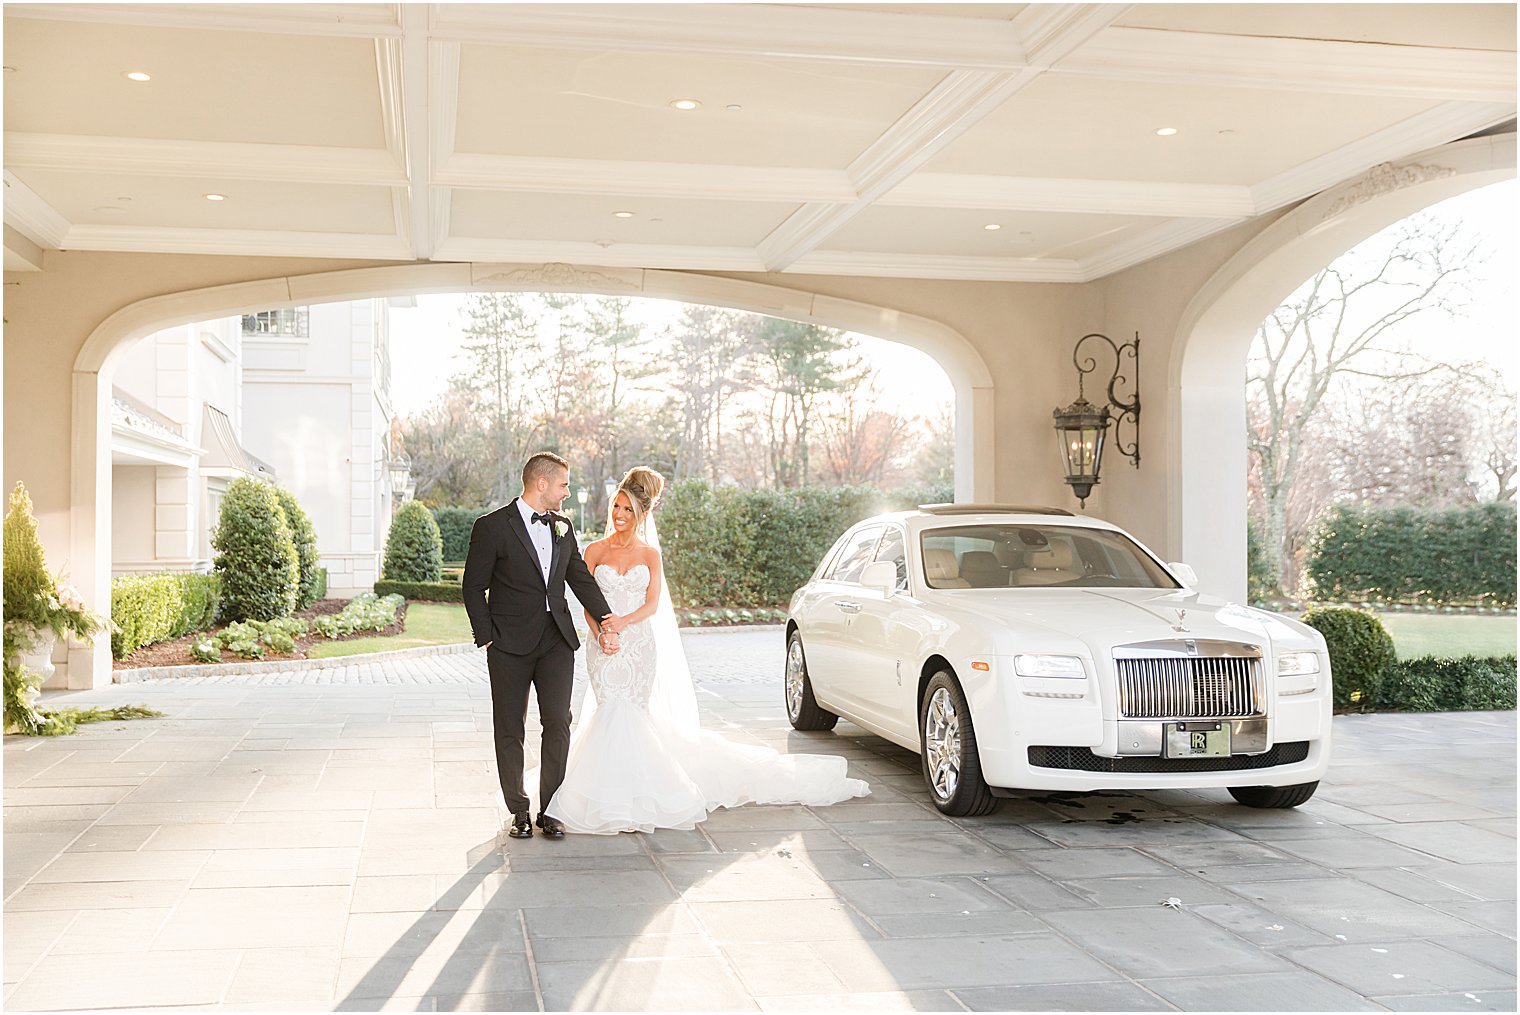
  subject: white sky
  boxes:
[390,179,1515,417]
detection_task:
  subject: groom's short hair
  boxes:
[522,451,569,490]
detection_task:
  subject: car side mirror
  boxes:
[860,561,898,595]
[1168,562,1198,588]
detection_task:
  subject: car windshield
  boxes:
[919,524,1180,590]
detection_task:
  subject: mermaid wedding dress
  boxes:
[545,560,869,834]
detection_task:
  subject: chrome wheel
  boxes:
[923,686,961,801]
[785,639,805,720]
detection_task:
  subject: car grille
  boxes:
[1115,655,1263,719]
[1027,741,1310,773]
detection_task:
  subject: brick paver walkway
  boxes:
[4,630,1515,1011]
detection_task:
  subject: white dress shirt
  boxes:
[515,498,554,611]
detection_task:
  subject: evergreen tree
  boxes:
[213,478,299,621]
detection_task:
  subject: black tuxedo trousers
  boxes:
[485,614,574,814]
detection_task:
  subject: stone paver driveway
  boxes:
[4,630,1515,1012]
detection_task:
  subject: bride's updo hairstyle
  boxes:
[614,466,665,536]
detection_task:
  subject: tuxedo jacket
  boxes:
[461,499,613,655]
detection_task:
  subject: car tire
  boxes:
[1227,781,1319,809]
[784,632,839,732]
[919,670,999,817]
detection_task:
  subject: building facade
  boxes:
[109,298,406,606]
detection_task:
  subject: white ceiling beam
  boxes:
[4,224,45,271]
[430,2,1032,69]
[57,224,413,260]
[436,154,856,204]
[2,171,70,249]
[433,237,768,273]
[4,133,407,186]
[393,5,434,260]
[757,4,1128,272]
[1061,26,1518,103]
[2,3,403,38]
[786,249,1086,283]
[880,174,1257,218]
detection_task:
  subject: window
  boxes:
[873,526,908,591]
[826,526,884,584]
[242,308,309,338]
[919,524,1180,590]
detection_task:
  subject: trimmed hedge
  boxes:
[111,572,221,658]
[374,579,463,603]
[384,501,444,583]
[1301,606,1396,711]
[1308,502,1517,607]
[212,478,299,622]
[273,487,321,611]
[432,507,487,563]
[659,480,953,608]
[313,566,328,601]
[1377,655,1517,712]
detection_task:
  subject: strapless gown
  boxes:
[545,563,869,834]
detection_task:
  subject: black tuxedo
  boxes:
[462,499,613,815]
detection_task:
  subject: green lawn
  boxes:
[307,602,472,659]
[1377,613,1517,660]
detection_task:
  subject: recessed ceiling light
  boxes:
[612,210,635,218]
[669,98,701,111]
[204,193,227,202]
[1218,128,1238,136]
[983,223,1001,231]
[124,71,152,82]
[725,104,742,112]
[94,205,128,214]
[1155,127,1178,136]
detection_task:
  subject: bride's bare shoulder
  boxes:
[639,543,663,568]
[583,538,608,565]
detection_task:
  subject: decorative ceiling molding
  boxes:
[1014,2,1134,68]
[1076,215,1249,281]
[2,2,403,38]
[436,153,856,203]
[59,224,414,260]
[1323,161,1459,219]
[788,250,1087,283]
[473,261,640,292]
[757,5,1129,272]
[1062,26,1518,103]
[3,133,406,185]
[430,2,1029,69]
[1250,101,1516,213]
[433,237,767,272]
[880,174,1256,218]
[2,171,70,248]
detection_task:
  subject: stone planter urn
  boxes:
[5,625,54,732]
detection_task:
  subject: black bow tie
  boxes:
[531,512,551,526]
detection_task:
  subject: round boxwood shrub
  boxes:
[431,506,486,563]
[273,487,321,611]
[384,501,443,583]
[212,477,299,622]
[1300,606,1395,711]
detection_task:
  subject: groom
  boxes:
[463,451,622,840]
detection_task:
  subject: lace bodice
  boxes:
[587,563,656,706]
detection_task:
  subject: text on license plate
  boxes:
[1164,721,1230,757]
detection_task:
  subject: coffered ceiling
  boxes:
[3,3,1514,279]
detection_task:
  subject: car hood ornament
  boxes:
[1172,608,1190,633]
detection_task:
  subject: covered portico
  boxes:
[4,3,1515,687]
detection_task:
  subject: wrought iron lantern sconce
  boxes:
[1052,332,1140,507]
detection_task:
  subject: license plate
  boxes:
[1164,721,1230,758]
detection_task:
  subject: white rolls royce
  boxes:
[784,505,1332,816]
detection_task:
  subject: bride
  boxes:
[544,466,869,834]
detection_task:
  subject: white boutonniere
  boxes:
[553,519,568,539]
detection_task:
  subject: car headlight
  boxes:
[1276,650,1320,695]
[1014,654,1086,679]
[1277,651,1320,677]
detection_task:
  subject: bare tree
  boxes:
[663,306,754,483]
[1247,214,1479,593]
[817,375,915,485]
[753,319,864,488]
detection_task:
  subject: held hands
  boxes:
[597,627,621,655]
[600,613,627,636]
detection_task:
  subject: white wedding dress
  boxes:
[545,561,869,834]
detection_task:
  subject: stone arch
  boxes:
[69,263,995,685]
[1167,134,1516,598]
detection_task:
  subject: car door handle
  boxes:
[837,601,862,614]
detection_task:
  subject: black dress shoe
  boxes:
[507,812,533,839]
[536,813,566,839]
